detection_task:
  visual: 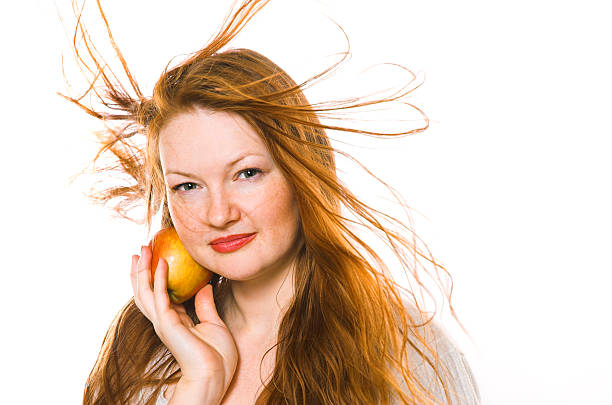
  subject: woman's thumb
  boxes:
[194,284,224,326]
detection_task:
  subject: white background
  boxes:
[1,1,611,403]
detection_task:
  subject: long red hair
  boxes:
[62,1,465,404]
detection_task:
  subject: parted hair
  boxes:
[64,1,464,404]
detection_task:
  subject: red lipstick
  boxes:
[209,233,256,253]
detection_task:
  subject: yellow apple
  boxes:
[149,227,212,304]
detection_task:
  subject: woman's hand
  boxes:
[131,246,237,404]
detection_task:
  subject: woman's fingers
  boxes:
[153,257,173,319]
[129,254,139,292]
[132,247,189,330]
[132,246,155,321]
[194,284,225,328]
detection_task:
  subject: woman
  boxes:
[66,0,480,404]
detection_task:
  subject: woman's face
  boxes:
[158,107,302,282]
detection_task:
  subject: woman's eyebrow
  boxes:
[165,152,265,177]
[225,152,265,168]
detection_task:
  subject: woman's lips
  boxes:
[209,233,257,253]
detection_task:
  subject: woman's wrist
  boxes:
[167,376,224,405]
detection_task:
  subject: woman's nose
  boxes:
[205,187,240,228]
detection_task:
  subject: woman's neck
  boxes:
[222,262,296,341]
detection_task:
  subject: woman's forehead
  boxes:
[158,108,271,168]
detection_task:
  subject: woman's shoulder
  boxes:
[397,300,481,405]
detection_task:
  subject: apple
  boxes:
[149,227,212,304]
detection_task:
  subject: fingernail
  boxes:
[141,245,146,254]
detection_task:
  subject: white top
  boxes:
[150,306,480,404]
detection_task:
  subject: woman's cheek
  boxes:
[240,180,282,216]
[168,196,204,231]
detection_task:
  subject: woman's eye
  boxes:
[237,168,262,180]
[172,182,198,192]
